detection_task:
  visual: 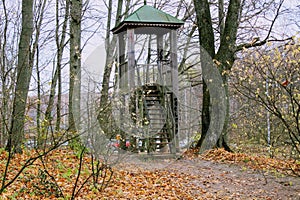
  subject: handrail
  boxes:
[135,64,171,87]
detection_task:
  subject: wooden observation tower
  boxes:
[112,5,184,154]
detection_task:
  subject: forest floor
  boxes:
[0,148,300,199]
[111,149,300,199]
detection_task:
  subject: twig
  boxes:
[71,146,86,200]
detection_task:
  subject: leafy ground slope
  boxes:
[0,148,299,199]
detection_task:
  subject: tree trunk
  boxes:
[216,77,232,152]
[194,0,241,152]
[196,81,210,148]
[98,0,123,135]
[41,0,69,146]
[215,0,241,151]
[7,0,34,153]
[193,0,215,149]
[69,0,82,133]
[0,0,9,147]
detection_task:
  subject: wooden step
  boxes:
[149,131,168,135]
[148,137,170,141]
[147,112,164,115]
[149,141,170,145]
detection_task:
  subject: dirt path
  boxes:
[117,156,300,199]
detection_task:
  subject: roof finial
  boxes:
[144,0,147,5]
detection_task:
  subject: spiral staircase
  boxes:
[132,84,177,154]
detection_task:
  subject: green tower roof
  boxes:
[112,5,184,34]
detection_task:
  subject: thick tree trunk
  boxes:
[216,77,232,152]
[194,0,241,152]
[193,0,215,150]
[7,0,33,153]
[215,0,241,151]
[196,81,210,148]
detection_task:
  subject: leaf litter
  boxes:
[0,148,299,199]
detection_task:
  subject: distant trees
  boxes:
[41,0,70,147]
[232,40,300,158]
[0,0,98,151]
[0,1,19,147]
[0,1,113,197]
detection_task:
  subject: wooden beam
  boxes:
[157,34,164,85]
[170,30,178,97]
[118,33,126,89]
[127,28,135,91]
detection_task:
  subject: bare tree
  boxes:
[0,0,19,147]
[98,0,127,136]
[232,41,300,158]
[69,0,82,132]
[39,0,70,147]
[6,0,34,153]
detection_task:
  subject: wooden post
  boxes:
[127,28,135,91]
[170,29,179,153]
[118,33,126,89]
[127,28,137,143]
[118,32,127,148]
[157,34,164,85]
[170,30,178,96]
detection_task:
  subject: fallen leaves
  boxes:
[0,149,206,199]
[107,167,203,199]
[199,148,300,176]
[0,147,299,199]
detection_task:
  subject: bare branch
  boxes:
[235,0,287,52]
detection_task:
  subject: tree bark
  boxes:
[69,0,82,132]
[98,0,123,135]
[0,0,9,147]
[193,0,215,149]
[215,0,241,151]
[194,0,241,152]
[7,0,34,153]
